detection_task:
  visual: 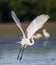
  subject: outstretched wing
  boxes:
[11,11,25,38]
[25,14,49,39]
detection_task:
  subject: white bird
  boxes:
[11,11,49,61]
[42,29,50,38]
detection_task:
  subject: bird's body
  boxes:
[21,38,30,46]
[18,37,34,47]
[11,11,49,61]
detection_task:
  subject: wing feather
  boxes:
[11,11,25,37]
[25,14,49,39]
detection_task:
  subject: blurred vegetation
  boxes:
[0,0,56,23]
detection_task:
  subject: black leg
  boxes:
[19,47,24,61]
[17,47,22,60]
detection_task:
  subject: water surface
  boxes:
[0,35,56,65]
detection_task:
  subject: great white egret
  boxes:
[11,11,49,61]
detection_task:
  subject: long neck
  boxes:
[29,36,34,46]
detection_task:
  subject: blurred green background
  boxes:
[0,0,56,35]
[0,0,56,22]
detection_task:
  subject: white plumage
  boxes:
[11,11,49,61]
[25,15,49,39]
